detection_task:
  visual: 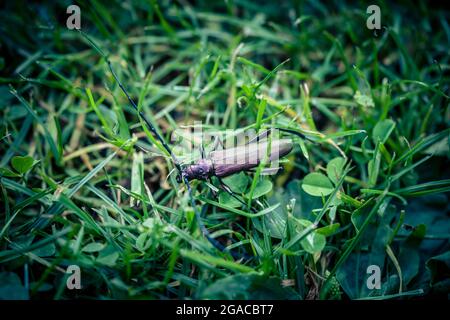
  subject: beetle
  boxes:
[80,30,312,260]
[181,138,294,181]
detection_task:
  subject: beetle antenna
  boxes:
[275,127,316,143]
[78,30,181,171]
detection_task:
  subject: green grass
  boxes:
[0,1,449,300]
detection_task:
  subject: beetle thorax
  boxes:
[184,158,213,181]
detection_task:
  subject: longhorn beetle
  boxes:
[80,30,314,260]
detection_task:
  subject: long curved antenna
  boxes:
[78,30,181,172]
[274,127,316,143]
[79,30,250,260]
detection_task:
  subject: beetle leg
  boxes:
[218,178,235,195]
[212,136,224,151]
[208,177,218,198]
[217,177,257,212]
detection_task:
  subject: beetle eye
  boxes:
[176,174,182,183]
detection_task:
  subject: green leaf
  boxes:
[82,242,106,253]
[254,208,286,239]
[295,219,326,254]
[373,119,395,144]
[221,172,248,194]
[335,198,393,299]
[299,138,309,160]
[326,157,346,185]
[302,173,334,197]
[255,99,267,132]
[237,57,271,74]
[0,167,20,177]
[246,179,273,199]
[316,223,340,236]
[11,155,35,174]
[198,274,299,299]
[427,251,450,285]
[301,231,326,254]
[142,217,159,230]
[199,196,279,218]
[9,88,62,164]
[136,232,152,252]
[354,90,374,108]
[32,243,55,257]
[97,247,119,267]
[86,88,113,137]
[219,191,242,208]
[130,151,144,207]
[368,144,382,187]
[0,272,28,300]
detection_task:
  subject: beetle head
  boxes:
[183,159,212,181]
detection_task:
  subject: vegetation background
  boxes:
[0,0,449,299]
